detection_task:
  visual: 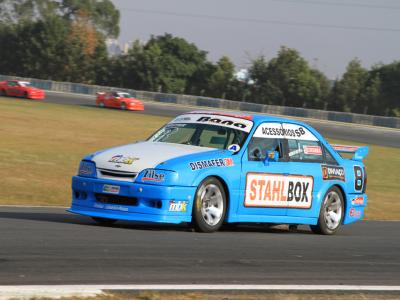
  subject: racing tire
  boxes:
[24,92,29,99]
[0,89,5,96]
[120,103,127,110]
[98,102,105,108]
[310,186,344,235]
[192,177,227,233]
[92,217,117,226]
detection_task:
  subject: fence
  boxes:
[1,74,399,129]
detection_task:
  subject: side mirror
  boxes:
[264,150,279,165]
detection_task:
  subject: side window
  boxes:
[287,140,323,163]
[248,137,284,161]
[323,146,338,165]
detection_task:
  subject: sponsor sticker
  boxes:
[141,169,165,182]
[351,196,364,205]
[94,202,128,212]
[321,165,345,181]
[103,184,120,194]
[228,144,241,152]
[303,145,322,155]
[189,158,234,171]
[169,201,188,212]
[289,148,303,157]
[108,155,139,165]
[254,123,318,141]
[349,208,362,218]
[245,173,313,208]
[170,114,253,133]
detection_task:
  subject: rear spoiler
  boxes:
[331,144,369,162]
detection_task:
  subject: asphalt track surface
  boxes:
[44,91,400,148]
[0,206,399,285]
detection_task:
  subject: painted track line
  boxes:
[1,285,400,299]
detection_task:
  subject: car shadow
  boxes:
[0,209,312,234]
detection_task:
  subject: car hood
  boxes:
[28,87,42,92]
[92,141,214,173]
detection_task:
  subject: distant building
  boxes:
[235,69,254,84]
[105,39,122,56]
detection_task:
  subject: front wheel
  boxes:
[120,103,127,110]
[192,177,227,233]
[310,186,344,235]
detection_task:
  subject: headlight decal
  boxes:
[78,160,97,177]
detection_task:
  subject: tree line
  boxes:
[0,0,398,117]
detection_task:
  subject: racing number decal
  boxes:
[245,173,313,208]
[354,166,363,191]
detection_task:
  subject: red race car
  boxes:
[96,91,144,111]
[0,80,45,100]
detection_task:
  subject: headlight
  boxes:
[78,160,97,177]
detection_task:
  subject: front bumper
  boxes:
[69,176,195,224]
[127,103,144,111]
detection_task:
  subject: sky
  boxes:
[111,0,400,79]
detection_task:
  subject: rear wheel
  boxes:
[310,186,344,235]
[92,217,117,226]
[98,102,105,108]
[0,89,5,96]
[192,177,226,233]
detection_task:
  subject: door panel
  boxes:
[238,122,290,216]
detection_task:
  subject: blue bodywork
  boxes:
[69,113,368,227]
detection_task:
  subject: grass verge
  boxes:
[0,97,399,219]
[30,291,400,300]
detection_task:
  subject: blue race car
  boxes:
[69,111,368,234]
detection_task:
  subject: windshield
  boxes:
[117,92,132,98]
[18,81,32,87]
[148,114,253,150]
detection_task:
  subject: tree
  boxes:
[108,33,211,94]
[247,47,329,108]
[206,56,235,99]
[369,62,400,116]
[327,58,368,112]
[0,0,119,38]
[0,16,108,83]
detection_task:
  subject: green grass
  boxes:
[0,97,399,220]
[327,138,400,220]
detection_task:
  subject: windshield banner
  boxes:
[170,114,253,133]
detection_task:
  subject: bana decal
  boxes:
[245,173,314,208]
[170,114,253,133]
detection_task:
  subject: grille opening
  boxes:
[100,170,136,178]
[95,193,138,206]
